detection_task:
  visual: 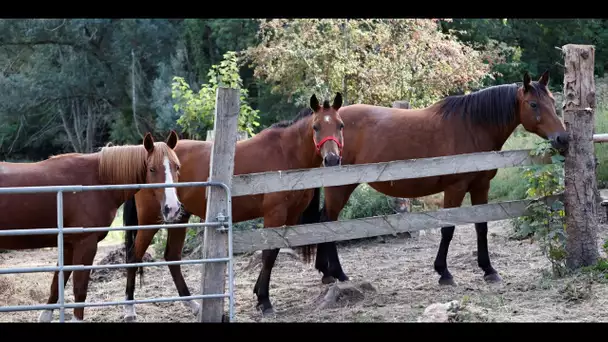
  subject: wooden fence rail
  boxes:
[232,194,562,254]
[231,149,552,197]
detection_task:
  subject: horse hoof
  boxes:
[337,274,350,282]
[484,272,502,283]
[261,307,275,317]
[38,310,53,322]
[322,275,336,284]
[438,277,457,286]
[124,314,137,322]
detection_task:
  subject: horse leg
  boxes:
[253,209,289,315]
[70,235,99,322]
[253,248,280,315]
[315,185,357,284]
[469,179,502,283]
[433,185,467,286]
[124,228,158,322]
[163,217,201,317]
[314,243,331,283]
[38,245,74,322]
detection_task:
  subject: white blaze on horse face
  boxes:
[163,156,181,220]
[323,115,332,123]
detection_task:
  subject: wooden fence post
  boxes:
[562,44,600,269]
[392,100,410,109]
[199,87,240,322]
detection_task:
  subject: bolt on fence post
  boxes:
[56,191,66,323]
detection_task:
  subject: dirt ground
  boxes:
[1,218,608,323]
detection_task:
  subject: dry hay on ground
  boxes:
[1,219,608,322]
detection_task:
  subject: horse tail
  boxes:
[296,187,322,264]
[123,196,144,287]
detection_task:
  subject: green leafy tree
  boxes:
[172,51,260,139]
[245,19,502,108]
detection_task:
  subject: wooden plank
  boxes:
[199,87,240,322]
[593,133,608,143]
[230,149,552,197]
[562,44,600,268]
[392,100,410,109]
[206,129,248,142]
[232,195,562,254]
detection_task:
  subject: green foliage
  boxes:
[246,19,498,108]
[511,141,567,277]
[171,51,260,139]
[338,184,397,220]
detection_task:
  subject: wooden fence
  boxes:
[199,44,604,321]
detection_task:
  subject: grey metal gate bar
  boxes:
[0,180,235,323]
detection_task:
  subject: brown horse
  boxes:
[121,93,345,321]
[0,131,182,322]
[311,71,569,289]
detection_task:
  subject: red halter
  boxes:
[314,135,343,157]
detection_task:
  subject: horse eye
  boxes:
[176,165,180,171]
[313,124,320,132]
[338,122,344,130]
[529,101,537,109]
[149,167,156,173]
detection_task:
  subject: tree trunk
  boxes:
[562,44,600,269]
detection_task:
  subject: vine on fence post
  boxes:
[511,141,567,277]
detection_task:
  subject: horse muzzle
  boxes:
[549,131,570,155]
[323,152,341,167]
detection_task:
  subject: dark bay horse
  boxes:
[310,71,569,289]
[0,131,182,322]
[121,93,345,320]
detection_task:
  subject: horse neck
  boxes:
[448,115,521,151]
[278,116,320,168]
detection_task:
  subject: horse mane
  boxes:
[433,82,549,127]
[270,107,314,129]
[97,142,179,185]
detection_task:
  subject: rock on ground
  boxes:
[90,246,154,282]
[315,281,377,310]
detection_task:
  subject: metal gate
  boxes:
[0,181,234,323]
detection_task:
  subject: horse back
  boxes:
[0,157,105,228]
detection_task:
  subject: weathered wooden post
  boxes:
[199,87,240,322]
[562,44,600,268]
[206,129,248,142]
[392,100,410,109]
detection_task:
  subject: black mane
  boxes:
[270,107,314,129]
[435,82,549,127]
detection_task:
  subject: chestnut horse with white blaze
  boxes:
[121,93,345,320]
[309,71,569,288]
[0,131,182,322]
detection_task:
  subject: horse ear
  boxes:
[332,92,343,110]
[539,70,550,86]
[310,94,320,112]
[166,130,178,149]
[523,72,531,93]
[143,132,155,153]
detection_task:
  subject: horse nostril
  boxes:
[557,134,569,146]
[324,153,340,167]
[163,205,170,216]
